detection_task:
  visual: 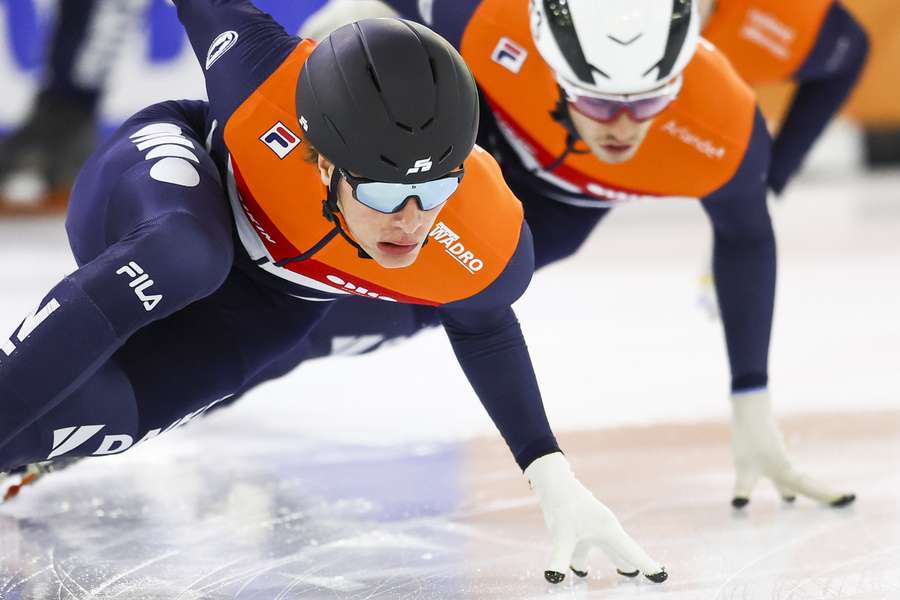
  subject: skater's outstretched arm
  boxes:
[701,109,774,394]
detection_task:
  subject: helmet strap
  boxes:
[322,168,372,260]
[546,85,589,172]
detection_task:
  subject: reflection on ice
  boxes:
[0,411,898,599]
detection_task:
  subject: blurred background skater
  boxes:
[697,0,870,317]
[701,0,869,196]
[0,0,151,212]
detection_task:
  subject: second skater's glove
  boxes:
[524,452,667,585]
[730,389,856,509]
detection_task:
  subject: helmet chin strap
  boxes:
[546,85,589,172]
[323,168,373,260]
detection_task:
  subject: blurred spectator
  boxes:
[0,0,150,211]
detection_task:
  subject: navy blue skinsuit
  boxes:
[0,1,559,472]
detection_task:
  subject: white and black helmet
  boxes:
[530,0,700,97]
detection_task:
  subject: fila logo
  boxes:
[0,297,60,361]
[407,157,433,175]
[129,122,201,188]
[206,30,239,70]
[47,396,231,460]
[429,222,485,274]
[325,275,397,302]
[261,121,302,159]
[116,261,163,311]
[491,37,528,74]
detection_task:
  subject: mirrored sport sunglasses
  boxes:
[338,167,465,214]
[563,76,683,124]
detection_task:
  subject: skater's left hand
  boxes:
[730,390,856,508]
[524,452,667,585]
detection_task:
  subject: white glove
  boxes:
[524,452,667,585]
[730,389,855,508]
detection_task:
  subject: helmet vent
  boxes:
[367,65,382,93]
[543,0,595,84]
[439,145,453,162]
[380,155,399,168]
[428,57,438,83]
[653,0,694,80]
[420,117,435,130]
[395,122,414,134]
[323,115,347,145]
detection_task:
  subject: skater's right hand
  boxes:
[730,390,856,508]
[524,452,667,584]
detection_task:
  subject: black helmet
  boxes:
[296,18,479,184]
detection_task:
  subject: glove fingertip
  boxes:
[544,570,565,584]
[616,568,638,578]
[570,566,589,578]
[731,496,750,509]
[830,494,856,508]
[645,569,668,584]
[781,495,797,504]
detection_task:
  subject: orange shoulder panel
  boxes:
[462,0,758,200]
[223,42,523,306]
[703,0,833,84]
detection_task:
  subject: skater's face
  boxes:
[317,156,446,269]
[568,107,655,165]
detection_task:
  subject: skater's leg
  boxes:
[0,104,232,447]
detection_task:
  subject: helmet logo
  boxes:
[406,158,433,175]
[205,31,239,71]
[299,116,309,132]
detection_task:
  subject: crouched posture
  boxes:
[0,0,666,585]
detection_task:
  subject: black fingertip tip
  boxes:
[544,570,565,584]
[570,567,589,578]
[731,496,749,509]
[645,570,668,583]
[782,495,797,503]
[616,568,639,578]
[830,494,856,508]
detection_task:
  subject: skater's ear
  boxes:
[305,143,334,187]
[315,151,335,187]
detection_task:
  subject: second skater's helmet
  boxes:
[530,0,700,97]
[296,18,479,184]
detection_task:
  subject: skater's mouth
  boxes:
[377,241,418,255]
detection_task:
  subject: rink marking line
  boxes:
[85,549,180,598]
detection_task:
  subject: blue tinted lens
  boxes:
[354,175,461,213]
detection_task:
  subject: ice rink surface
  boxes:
[0,159,898,598]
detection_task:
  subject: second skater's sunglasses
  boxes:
[337,167,465,214]
[562,76,683,123]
